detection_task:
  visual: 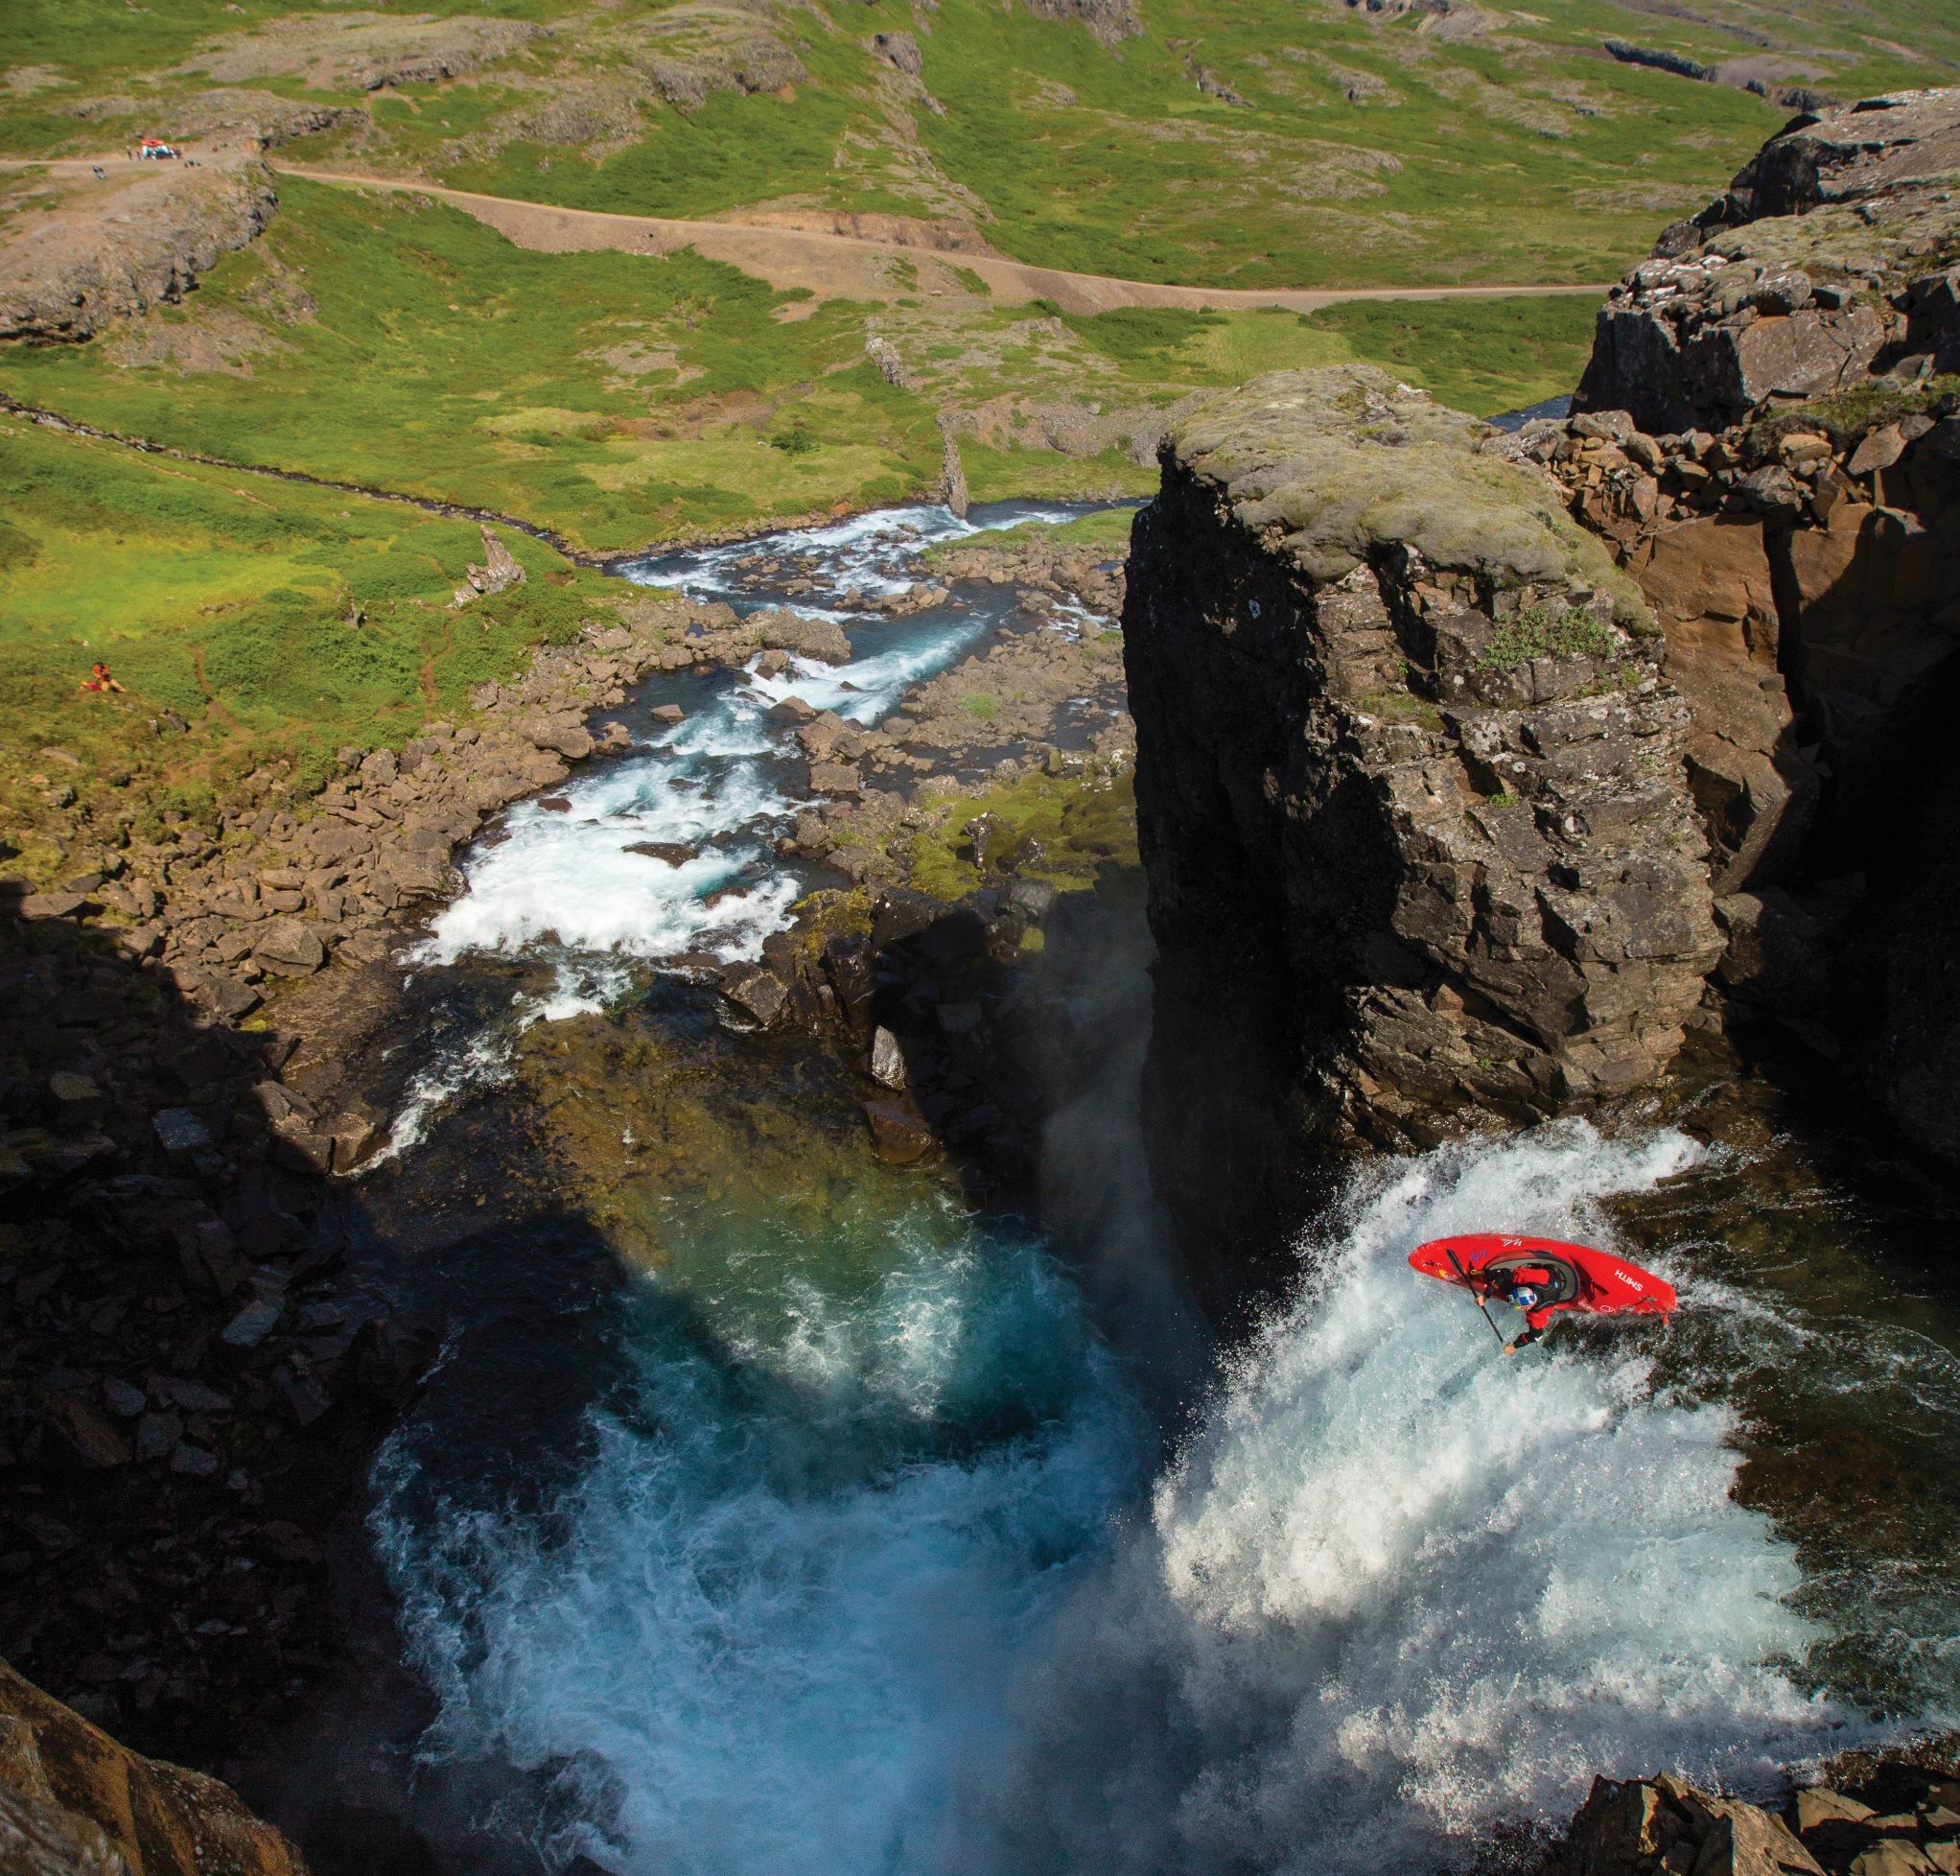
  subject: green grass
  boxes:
[0,411,622,869]
[1306,294,1600,416]
[959,442,1156,505]
[0,177,945,552]
[982,507,1138,551]
[1479,602,1619,670]
[12,0,1948,292]
[1052,296,1598,415]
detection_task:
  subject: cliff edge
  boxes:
[1126,91,1960,1264]
[1124,366,1720,1261]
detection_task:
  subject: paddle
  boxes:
[1445,1247,1507,1348]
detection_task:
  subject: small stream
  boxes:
[284,504,1960,1876]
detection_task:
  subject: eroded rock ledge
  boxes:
[1124,365,1719,1255]
[1128,93,1960,1262]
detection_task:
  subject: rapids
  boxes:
[307,503,1960,1876]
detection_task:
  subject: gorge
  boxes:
[6,79,1960,1876]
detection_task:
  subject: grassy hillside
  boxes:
[8,0,1955,291]
[0,410,611,852]
[0,177,1598,547]
[1,178,945,551]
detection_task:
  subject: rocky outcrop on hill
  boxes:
[1023,0,1142,44]
[0,150,276,342]
[1576,91,1960,434]
[170,12,540,91]
[0,1658,308,1876]
[1126,94,1960,1248]
[1123,366,1719,1250]
[1514,83,1960,1177]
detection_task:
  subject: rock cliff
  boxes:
[1123,365,1720,1256]
[1576,91,1960,434]
[0,1658,307,1875]
[1554,86,1960,1176]
[1126,92,1960,1246]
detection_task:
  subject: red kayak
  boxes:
[1409,1232,1676,1333]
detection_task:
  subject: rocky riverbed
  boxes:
[0,497,1141,1799]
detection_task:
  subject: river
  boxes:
[259,502,1960,1876]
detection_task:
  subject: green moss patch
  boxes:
[906,766,1137,902]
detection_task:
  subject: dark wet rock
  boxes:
[870,889,946,953]
[152,1109,215,1158]
[717,962,789,1029]
[822,932,875,1034]
[863,1098,940,1164]
[623,841,700,866]
[219,1297,282,1349]
[42,1394,131,1470]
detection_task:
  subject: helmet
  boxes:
[1511,1286,1540,1309]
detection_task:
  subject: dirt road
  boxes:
[263,163,1613,315]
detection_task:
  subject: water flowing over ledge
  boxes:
[371,1121,1903,1876]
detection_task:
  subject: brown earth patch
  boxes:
[171,12,540,92]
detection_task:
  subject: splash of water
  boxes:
[377,1122,1876,1874]
[992,1123,1845,1876]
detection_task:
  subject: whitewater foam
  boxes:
[378,1122,1875,1873]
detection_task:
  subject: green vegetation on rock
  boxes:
[906,767,1138,903]
[1478,602,1620,670]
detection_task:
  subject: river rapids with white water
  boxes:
[286,503,1960,1876]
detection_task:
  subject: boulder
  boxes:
[718,962,789,1029]
[43,1395,130,1470]
[152,1108,214,1158]
[808,760,863,797]
[1558,1775,1825,1876]
[0,1659,308,1876]
[451,523,526,607]
[251,918,325,976]
[870,1025,909,1089]
[750,608,853,666]
[863,1099,939,1165]
[520,715,595,761]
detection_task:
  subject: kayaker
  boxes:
[1477,1263,1565,1354]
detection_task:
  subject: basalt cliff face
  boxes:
[1126,89,1960,1263]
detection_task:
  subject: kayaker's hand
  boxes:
[1502,1341,1517,1357]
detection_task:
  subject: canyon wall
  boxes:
[1126,89,1960,1258]
[0,1658,307,1876]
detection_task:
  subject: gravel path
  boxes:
[241,162,1614,314]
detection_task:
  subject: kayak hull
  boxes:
[1408,1232,1676,1317]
